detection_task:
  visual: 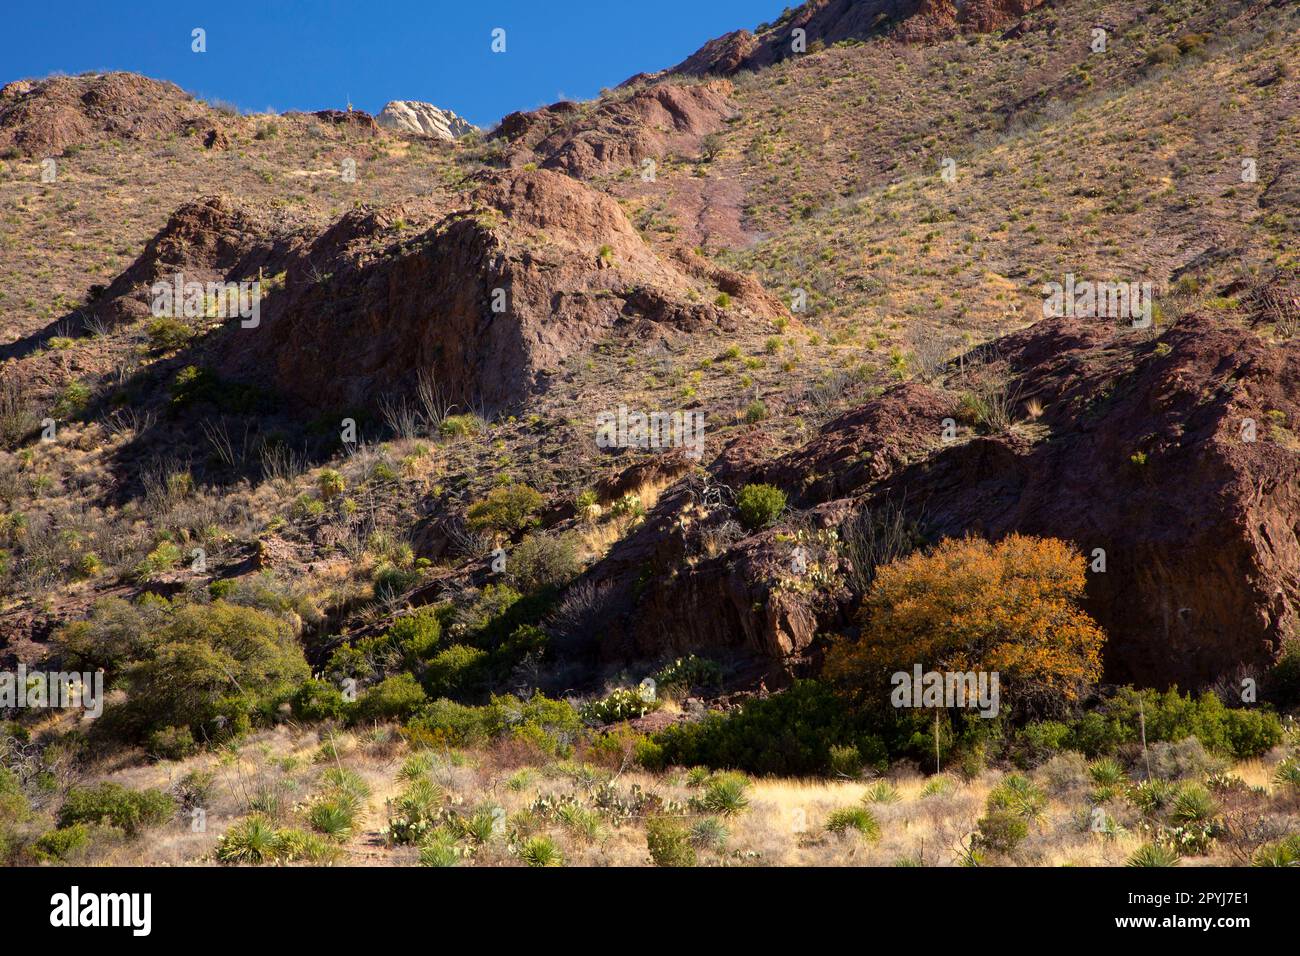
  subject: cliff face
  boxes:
[585,307,1300,689]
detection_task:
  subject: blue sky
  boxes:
[1,1,790,128]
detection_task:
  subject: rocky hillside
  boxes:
[1,0,1298,694]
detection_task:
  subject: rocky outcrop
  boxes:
[86,195,308,327]
[649,0,1051,79]
[377,101,476,140]
[492,81,736,179]
[0,72,211,155]
[208,168,779,412]
[587,306,1300,690]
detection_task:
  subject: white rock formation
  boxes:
[376,101,477,141]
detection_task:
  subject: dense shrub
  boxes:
[506,533,582,593]
[645,816,696,866]
[34,825,90,862]
[54,597,169,678]
[827,534,1105,718]
[1069,688,1282,759]
[291,679,349,723]
[651,655,722,695]
[103,601,309,742]
[466,484,544,535]
[975,809,1028,855]
[422,645,490,699]
[58,783,175,836]
[736,483,787,530]
[351,674,427,724]
[652,681,884,777]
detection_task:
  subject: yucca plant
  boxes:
[418,833,461,867]
[1273,757,1300,792]
[987,774,1047,822]
[689,817,729,852]
[308,798,357,842]
[1125,843,1181,867]
[696,773,750,816]
[1088,757,1126,787]
[863,781,901,804]
[1170,784,1217,826]
[1129,779,1177,817]
[1251,835,1300,867]
[825,806,881,840]
[215,815,280,865]
[519,835,563,867]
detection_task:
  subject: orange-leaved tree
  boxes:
[825,533,1105,717]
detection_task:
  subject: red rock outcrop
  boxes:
[650,0,1051,79]
[587,307,1300,689]
[493,81,737,179]
[209,168,779,411]
[0,72,212,155]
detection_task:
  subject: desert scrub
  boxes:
[466,484,543,536]
[438,414,485,439]
[645,816,696,866]
[736,483,786,530]
[58,783,175,836]
[215,815,339,864]
[581,687,659,725]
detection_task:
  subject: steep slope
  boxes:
[100,168,781,413]
[586,293,1300,689]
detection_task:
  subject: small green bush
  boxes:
[466,484,544,535]
[58,784,175,836]
[34,824,90,862]
[975,809,1028,855]
[645,816,696,866]
[736,483,786,530]
[352,673,426,724]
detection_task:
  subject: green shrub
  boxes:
[466,484,543,535]
[352,673,427,724]
[1251,834,1300,867]
[653,680,880,777]
[519,834,563,867]
[651,655,722,695]
[147,725,197,761]
[215,815,339,864]
[645,816,696,866]
[34,824,90,862]
[317,469,345,501]
[736,483,786,530]
[291,679,349,722]
[438,414,484,439]
[308,797,358,842]
[1074,688,1283,759]
[975,809,1028,855]
[987,774,1047,822]
[58,783,175,836]
[132,540,183,580]
[422,645,489,698]
[825,806,880,839]
[506,533,582,592]
[1126,843,1181,867]
[104,601,309,742]
[828,744,864,778]
[695,773,750,816]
